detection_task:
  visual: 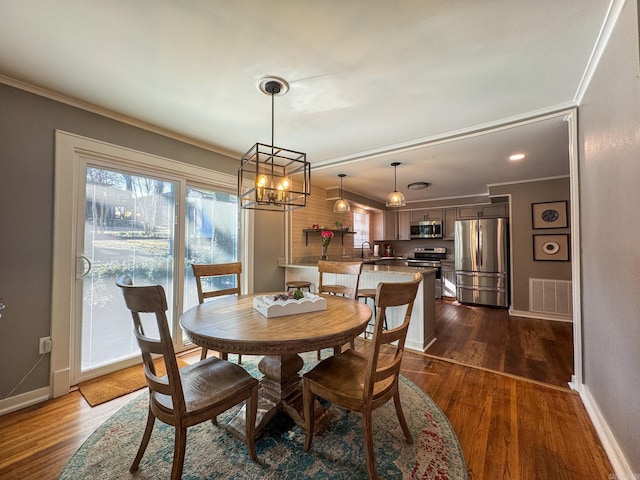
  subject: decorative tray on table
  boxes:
[253,292,327,318]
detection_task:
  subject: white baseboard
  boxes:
[422,336,437,352]
[509,308,573,323]
[405,338,424,352]
[0,386,51,416]
[580,384,635,478]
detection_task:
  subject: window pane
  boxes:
[353,210,370,246]
[184,186,239,311]
[82,167,176,371]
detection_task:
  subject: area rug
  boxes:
[78,357,189,407]
[61,352,467,479]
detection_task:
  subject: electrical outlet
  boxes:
[39,336,52,355]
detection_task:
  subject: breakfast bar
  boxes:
[282,262,437,351]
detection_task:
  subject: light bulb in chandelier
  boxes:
[276,176,291,201]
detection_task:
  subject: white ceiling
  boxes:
[0,1,612,204]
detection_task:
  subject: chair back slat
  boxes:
[363,272,422,397]
[117,276,186,415]
[318,260,363,299]
[192,262,242,304]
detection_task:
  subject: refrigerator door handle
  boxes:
[478,223,483,267]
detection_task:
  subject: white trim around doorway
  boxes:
[51,130,251,398]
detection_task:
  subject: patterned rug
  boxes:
[60,352,467,479]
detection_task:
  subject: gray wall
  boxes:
[0,83,284,398]
[491,178,572,311]
[253,210,285,293]
[579,0,640,470]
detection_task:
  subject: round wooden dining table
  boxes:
[180,292,371,439]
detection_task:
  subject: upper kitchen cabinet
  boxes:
[443,207,457,240]
[398,211,410,240]
[457,203,507,219]
[372,210,410,241]
[410,208,443,222]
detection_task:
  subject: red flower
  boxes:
[321,230,334,247]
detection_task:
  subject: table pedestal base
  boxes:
[226,353,331,441]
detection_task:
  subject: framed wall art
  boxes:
[532,201,568,229]
[533,234,570,261]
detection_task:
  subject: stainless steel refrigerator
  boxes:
[454,217,508,307]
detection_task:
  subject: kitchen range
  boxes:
[406,247,447,299]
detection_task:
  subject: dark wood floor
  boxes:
[0,306,609,480]
[426,300,574,388]
[0,346,612,480]
[399,350,612,479]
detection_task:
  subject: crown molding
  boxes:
[0,74,238,159]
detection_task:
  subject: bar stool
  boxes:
[356,288,387,339]
[286,280,311,292]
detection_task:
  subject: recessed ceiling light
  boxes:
[407,182,430,190]
[509,153,526,161]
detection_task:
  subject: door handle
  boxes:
[76,255,92,279]
[478,224,483,266]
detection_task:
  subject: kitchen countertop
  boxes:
[282,259,437,352]
[281,262,436,276]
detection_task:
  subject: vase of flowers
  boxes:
[320,230,333,260]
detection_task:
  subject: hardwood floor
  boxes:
[0,339,611,479]
[0,389,138,480]
[426,300,574,388]
[400,351,612,479]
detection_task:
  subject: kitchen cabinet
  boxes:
[410,208,442,222]
[457,203,507,219]
[443,208,456,240]
[398,211,411,240]
[441,260,456,298]
[383,211,397,240]
[410,209,426,222]
[372,211,398,241]
[425,208,444,220]
[373,211,410,241]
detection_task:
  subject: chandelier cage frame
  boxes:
[238,78,310,212]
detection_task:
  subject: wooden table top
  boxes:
[180,293,372,356]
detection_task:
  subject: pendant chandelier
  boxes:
[386,162,406,207]
[333,173,351,213]
[238,77,310,211]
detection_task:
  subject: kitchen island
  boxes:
[281,262,436,352]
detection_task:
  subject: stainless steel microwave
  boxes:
[410,221,443,239]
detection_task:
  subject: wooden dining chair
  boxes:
[302,272,423,480]
[192,262,242,362]
[317,260,363,357]
[116,276,258,480]
[318,260,363,299]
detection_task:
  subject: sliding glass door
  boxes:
[183,185,238,312]
[74,168,240,382]
[53,131,249,394]
[79,166,178,373]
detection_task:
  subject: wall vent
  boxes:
[529,278,573,317]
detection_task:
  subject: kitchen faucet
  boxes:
[361,241,372,259]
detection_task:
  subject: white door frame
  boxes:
[51,131,251,397]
